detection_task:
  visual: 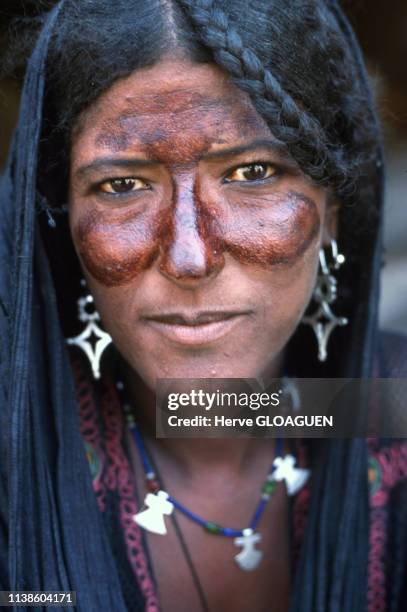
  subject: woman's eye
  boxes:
[225,163,276,183]
[98,177,150,194]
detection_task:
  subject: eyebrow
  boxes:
[75,157,157,179]
[202,139,292,162]
[75,139,294,179]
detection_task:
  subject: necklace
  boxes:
[146,441,210,612]
[124,407,310,572]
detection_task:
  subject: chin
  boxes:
[134,356,268,391]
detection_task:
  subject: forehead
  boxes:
[72,57,272,164]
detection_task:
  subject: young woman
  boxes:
[1,1,406,611]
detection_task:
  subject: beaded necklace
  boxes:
[124,407,310,571]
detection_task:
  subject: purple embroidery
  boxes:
[100,380,160,611]
[73,360,107,512]
[292,440,407,611]
[75,362,160,612]
[367,440,407,612]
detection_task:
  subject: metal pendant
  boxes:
[66,294,112,379]
[302,297,348,362]
[272,455,310,496]
[234,529,262,571]
[302,240,348,362]
[133,490,174,535]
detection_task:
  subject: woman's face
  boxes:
[69,56,334,388]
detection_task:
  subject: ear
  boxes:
[322,194,340,246]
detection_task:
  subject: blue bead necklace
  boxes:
[124,407,310,571]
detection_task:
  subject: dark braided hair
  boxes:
[4,1,385,611]
[6,0,377,200]
[177,0,366,195]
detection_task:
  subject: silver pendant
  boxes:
[302,300,348,362]
[272,454,310,496]
[66,295,112,379]
[234,528,262,571]
[133,490,174,535]
[302,240,348,362]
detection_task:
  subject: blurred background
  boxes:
[0,0,406,334]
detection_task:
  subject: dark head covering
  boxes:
[0,1,399,611]
[0,4,127,609]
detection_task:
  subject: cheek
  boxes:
[73,209,163,286]
[210,191,321,266]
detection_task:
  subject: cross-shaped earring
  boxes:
[302,239,348,362]
[66,280,112,379]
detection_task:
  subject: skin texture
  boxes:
[69,56,337,612]
[69,56,335,388]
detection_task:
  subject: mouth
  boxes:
[142,310,251,346]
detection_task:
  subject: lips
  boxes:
[142,310,251,345]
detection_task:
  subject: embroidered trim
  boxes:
[367,440,407,612]
[74,360,160,612]
[73,359,107,511]
[368,456,382,497]
[99,379,160,611]
[292,440,407,612]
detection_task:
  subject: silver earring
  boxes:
[66,281,112,379]
[302,239,348,362]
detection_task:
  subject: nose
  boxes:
[159,174,223,283]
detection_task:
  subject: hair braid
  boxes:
[176,0,350,193]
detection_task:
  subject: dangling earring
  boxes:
[302,239,348,362]
[66,280,112,379]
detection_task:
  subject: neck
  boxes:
[122,358,283,478]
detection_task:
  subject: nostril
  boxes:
[160,238,208,279]
[159,232,225,283]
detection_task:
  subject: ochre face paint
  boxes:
[71,58,323,288]
[75,187,319,287]
[94,90,272,164]
[218,191,320,267]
